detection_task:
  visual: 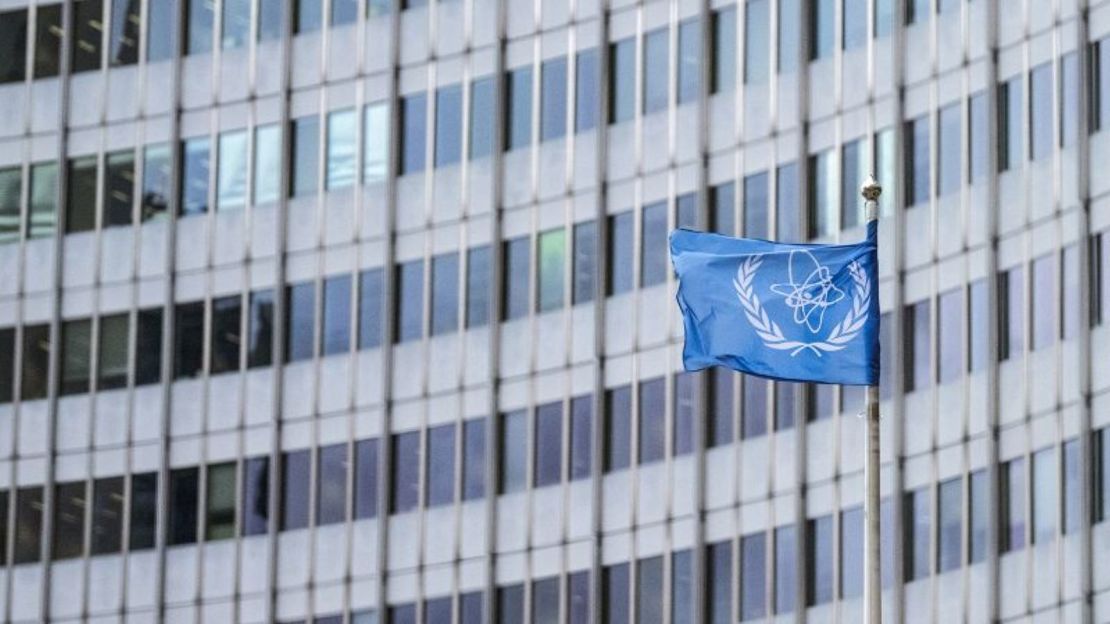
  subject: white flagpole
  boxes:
[861,175,882,624]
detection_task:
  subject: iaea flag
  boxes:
[670,221,880,386]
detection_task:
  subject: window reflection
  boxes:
[205,462,236,540]
[217,130,248,210]
[327,109,357,189]
[71,0,103,73]
[180,137,211,216]
[185,0,214,54]
[712,7,736,92]
[109,0,140,65]
[141,144,171,221]
[33,4,62,78]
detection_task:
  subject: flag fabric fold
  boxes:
[670,221,880,386]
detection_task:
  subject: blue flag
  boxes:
[670,221,880,386]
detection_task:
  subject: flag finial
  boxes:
[860,174,882,202]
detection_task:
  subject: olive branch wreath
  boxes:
[732,255,871,357]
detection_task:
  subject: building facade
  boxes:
[0,0,1108,621]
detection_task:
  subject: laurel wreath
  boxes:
[732,255,871,357]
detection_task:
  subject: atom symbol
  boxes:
[769,250,846,333]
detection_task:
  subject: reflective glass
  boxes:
[327,109,357,189]
[353,438,378,519]
[322,275,352,355]
[637,556,663,624]
[641,202,668,287]
[840,139,864,228]
[1063,244,1080,340]
[905,300,930,392]
[1001,458,1025,552]
[502,237,530,320]
[807,383,834,421]
[843,0,865,49]
[186,0,214,54]
[540,58,567,141]
[778,0,798,71]
[806,515,833,605]
[969,92,988,181]
[317,443,348,524]
[673,372,694,455]
[217,130,248,210]
[638,378,665,464]
[576,49,599,132]
[1000,267,1024,361]
[604,563,629,624]
[534,402,562,487]
[180,137,211,216]
[135,308,163,385]
[33,4,62,78]
[21,324,50,400]
[572,221,597,304]
[538,229,566,312]
[364,102,390,182]
[391,431,419,513]
[285,282,316,362]
[66,156,97,233]
[295,0,321,32]
[469,77,495,158]
[937,477,961,572]
[533,577,559,624]
[247,289,274,367]
[874,127,896,215]
[499,585,524,624]
[98,313,129,390]
[609,39,635,123]
[1061,52,1078,147]
[709,368,734,446]
[331,0,357,25]
[676,192,698,229]
[745,0,769,83]
[643,28,668,114]
[969,279,988,372]
[206,462,236,540]
[426,424,455,506]
[0,329,12,403]
[431,253,459,335]
[568,570,590,624]
[14,487,42,563]
[129,472,158,549]
[937,102,961,196]
[807,150,835,239]
[222,0,249,48]
[434,85,463,167]
[1030,63,1052,161]
[998,78,1023,172]
[775,381,796,430]
[147,0,175,60]
[774,525,797,613]
[60,319,91,395]
[168,467,199,545]
[744,171,769,237]
[141,144,171,220]
[281,450,310,530]
[400,93,427,174]
[71,0,103,72]
[740,532,766,619]
[109,0,140,64]
[905,116,930,207]
[52,481,86,559]
[840,507,863,597]
[466,246,491,327]
[1064,438,1081,534]
[742,375,767,438]
[1031,254,1055,351]
[247,126,281,205]
[906,0,927,23]
[570,395,593,480]
[0,168,20,244]
[462,418,486,500]
[937,288,962,384]
[713,181,736,238]
[672,550,693,624]
[809,0,833,60]
[257,0,282,39]
[706,541,731,624]
[678,19,701,102]
[460,592,483,624]
[968,469,988,562]
[605,386,631,471]
[425,597,451,624]
[358,268,383,349]
[291,116,320,196]
[505,67,533,150]
[607,211,633,295]
[1032,447,1056,543]
[499,410,527,493]
[241,456,269,535]
[0,10,28,84]
[713,7,737,91]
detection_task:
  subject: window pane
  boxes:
[676,192,698,229]
[364,102,390,183]
[537,229,566,312]
[775,382,796,430]
[774,525,796,613]
[641,202,668,287]
[806,515,833,605]
[607,211,633,295]
[21,324,51,400]
[140,144,171,221]
[322,275,351,355]
[0,168,20,244]
[1032,447,1056,543]
[905,116,930,207]
[937,477,961,573]
[643,28,668,114]
[135,308,163,385]
[710,182,735,236]
[570,395,593,480]
[71,0,104,72]
[462,418,486,500]
[740,533,766,619]
[712,7,736,92]
[744,171,769,238]
[291,116,320,196]
[129,472,157,549]
[357,269,383,349]
[247,289,274,367]
[146,0,174,60]
[168,467,199,545]
[968,469,987,563]
[502,237,530,321]
[840,140,863,229]
[103,149,134,227]
[671,550,693,624]
[604,563,629,624]
[568,571,590,624]
[330,0,356,25]
[999,78,1023,172]
[938,103,961,196]
[706,541,732,624]
[708,368,734,446]
[969,92,989,182]
[968,279,988,372]
[98,313,129,390]
[610,39,635,123]
[209,295,241,374]
[572,221,597,304]
[534,402,562,487]
[843,0,865,49]
[14,487,43,563]
[906,0,927,23]
[505,67,533,150]
[390,604,416,624]
[295,0,321,32]
[0,329,13,403]
[937,289,962,384]
[1064,438,1081,534]
[776,162,800,242]
[426,424,455,506]
[840,507,863,597]
[401,93,428,174]
[1000,268,1024,360]
[434,86,463,167]
[281,450,310,530]
[673,372,694,455]
[745,0,769,83]
[807,383,834,421]
[206,462,236,540]
[1063,244,1080,340]
[180,138,211,216]
[742,375,767,438]
[61,319,91,395]
[498,585,524,624]
[52,481,86,559]
[466,246,491,328]
[637,556,663,624]
[499,410,527,494]
[391,431,419,513]
[66,156,97,233]
[807,150,835,239]
[904,300,931,393]
[317,443,348,524]
[540,58,567,141]
[575,49,599,132]
[221,0,249,47]
[285,282,316,362]
[326,109,356,189]
[186,0,214,53]
[677,19,701,102]
[638,378,665,464]
[531,577,558,624]
[0,10,28,84]
[1030,63,1052,161]
[426,597,452,624]
[1001,458,1026,552]
[431,253,459,335]
[353,438,378,519]
[469,77,495,158]
[460,591,483,624]
[1061,52,1078,147]
[778,0,798,72]
[241,456,270,535]
[605,386,631,471]
[1031,254,1055,351]
[33,4,62,78]
[809,0,833,60]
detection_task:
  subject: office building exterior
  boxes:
[0,0,1108,621]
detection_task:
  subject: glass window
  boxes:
[206,462,236,540]
[575,49,599,132]
[641,202,668,287]
[1064,438,1081,534]
[570,395,593,480]
[60,319,91,395]
[537,229,566,312]
[458,591,483,624]
[71,0,104,72]
[434,86,463,167]
[776,162,800,242]
[904,300,930,392]
[168,467,199,545]
[135,308,163,385]
[937,288,962,384]
[708,368,734,446]
[285,282,316,362]
[999,267,1024,361]
[499,584,524,624]
[221,0,249,48]
[0,328,13,404]
[241,456,269,535]
[502,237,530,321]
[102,150,135,227]
[0,168,20,244]
[325,109,356,189]
[98,313,129,390]
[21,324,51,401]
[807,150,835,239]
[969,92,989,182]
[610,38,635,123]
[0,10,28,84]
[676,192,698,229]
[677,19,701,102]
[469,77,495,158]
[744,171,769,238]
[806,515,833,606]
[146,0,175,60]
[998,78,1023,172]
[534,402,562,487]
[843,0,865,49]
[1061,52,1078,147]
[140,144,171,221]
[66,156,97,233]
[466,246,491,328]
[637,556,664,624]
[1001,457,1026,552]
[969,469,988,563]
[840,506,863,597]
[672,550,693,624]
[185,0,214,53]
[605,386,631,471]
[281,450,310,530]
[568,570,590,624]
[92,475,125,552]
[295,0,321,32]
[1031,254,1055,351]
[426,424,455,506]
[937,102,961,196]
[809,0,833,60]
[903,488,929,581]
[395,260,424,343]
[638,378,665,464]
[775,381,796,430]
[180,137,211,216]
[706,541,732,624]
[1100,233,1110,328]
[317,443,348,524]
[740,533,766,619]
[572,221,597,304]
[357,269,383,349]
[742,375,767,438]
[505,67,533,151]
[14,487,43,563]
[743,0,769,84]
[425,598,451,624]
[400,93,428,174]
[710,182,734,236]
[353,438,378,519]
[52,481,87,559]
[331,0,356,24]
[673,372,694,455]
[291,116,320,196]
[777,0,798,72]
[322,275,352,355]
[607,211,633,295]
[604,563,630,624]
[937,477,961,573]
[1098,39,1110,132]
[712,6,737,92]
[209,295,241,375]
[968,279,988,372]
[389,604,417,624]
[246,289,274,367]
[1100,429,1110,523]
[499,410,527,494]
[129,472,157,549]
[462,418,486,500]
[1032,447,1056,543]
[840,139,864,229]
[774,525,796,613]
[905,115,930,207]
[643,28,669,114]
[431,253,459,335]
[1063,244,1080,340]
[33,4,62,78]
[905,0,927,23]
[364,102,390,183]
[540,58,567,141]
[1030,63,1052,161]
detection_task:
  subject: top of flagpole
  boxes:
[861,174,881,222]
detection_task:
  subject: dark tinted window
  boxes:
[60,319,91,395]
[109,0,140,65]
[708,368,734,446]
[706,541,732,624]
[141,144,171,221]
[609,39,635,123]
[998,78,1023,172]
[129,472,158,549]
[14,486,43,563]
[431,253,459,335]
[637,556,664,624]
[391,431,420,513]
[570,396,592,480]
[502,237,530,321]
[806,515,833,605]
[247,289,274,367]
[711,182,735,236]
[93,477,126,555]
[281,450,311,530]
[71,0,104,72]
[33,4,62,78]
[21,324,51,401]
[904,300,931,392]
[999,268,1024,361]
[285,282,316,362]
[317,443,348,525]
[903,488,930,581]
[241,456,270,535]
[400,93,427,174]
[66,156,97,233]
[466,246,491,328]
[807,150,834,239]
[52,481,87,559]
[0,167,19,244]
[498,584,524,624]
[294,0,321,32]
[603,563,630,624]
[0,328,13,403]
[174,301,204,378]
[186,0,214,53]
[742,375,767,438]
[809,0,833,60]
[168,467,199,545]
[205,462,236,540]
[607,211,633,295]
[322,275,352,355]
[740,532,766,619]
[210,295,241,374]
[499,410,527,493]
[905,116,930,207]
[395,260,424,343]
[505,67,533,150]
[358,269,384,348]
[605,386,631,471]
[354,438,379,519]
[534,402,562,487]
[98,313,129,390]
[640,202,668,287]
[0,10,28,84]
[572,221,597,304]
[426,424,455,506]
